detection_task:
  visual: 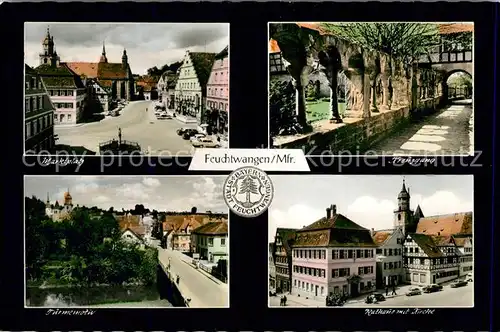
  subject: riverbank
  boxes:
[26,283,171,307]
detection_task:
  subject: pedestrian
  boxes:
[279,296,284,306]
[385,285,389,296]
[176,275,180,284]
[392,285,397,296]
[283,295,287,306]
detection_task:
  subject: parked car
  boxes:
[190,133,206,143]
[465,273,473,282]
[423,284,443,293]
[157,114,172,120]
[177,128,186,135]
[154,110,162,116]
[450,280,468,288]
[372,293,386,302]
[406,287,422,296]
[182,129,198,140]
[192,137,220,148]
[269,288,277,296]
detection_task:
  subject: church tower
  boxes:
[122,49,128,69]
[45,192,53,217]
[39,27,60,67]
[99,41,108,63]
[393,179,415,234]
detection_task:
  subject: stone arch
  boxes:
[445,69,473,100]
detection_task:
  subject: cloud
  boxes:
[93,195,110,204]
[142,177,160,188]
[411,190,473,216]
[268,204,325,240]
[24,23,229,75]
[346,196,397,230]
[115,183,150,201]
[74,182,99,194]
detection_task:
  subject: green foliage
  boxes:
[320,23,441,63]
[26,196,157,286]
[306,83,319,100]
[447,72,472,88]
[270,80,305,136]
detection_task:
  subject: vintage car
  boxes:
[450,280,468,288]
[182,129,199,140]
[423,284,443,293]
[405,287,422,296]
[192,137,220,148]
[190,133,206,143]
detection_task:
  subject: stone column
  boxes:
[369,74,378,113]
[289,65,308,128]
[327,69,342,122]
[363,72,371,118]
[379,53,391,110]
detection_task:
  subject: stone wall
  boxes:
[275,97,441,153]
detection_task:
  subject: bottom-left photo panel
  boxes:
[24,175,229,308]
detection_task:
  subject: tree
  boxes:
[108,206,114,213]
[191,206,198,214]
[269,80,301,136]
[320,23,441,64]
[238,176,260,206]
[134,204,146,216]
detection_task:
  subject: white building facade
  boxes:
[372,228,405,287]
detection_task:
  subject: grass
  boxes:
[306,101,347,122]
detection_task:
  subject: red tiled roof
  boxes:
[438,23,474,35]
[192,220,228,235]
[66,62,99,77]
[416,212,473,236]
[269,39,281,53]
[117,214,142,230]
[296,22,328,35]
[300,213,368,232]
[98,62,128,79]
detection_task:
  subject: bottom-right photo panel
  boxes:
[268,175,473,308]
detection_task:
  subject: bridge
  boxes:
[158,248,229,308]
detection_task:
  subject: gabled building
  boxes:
[274,227,297,294]
[191,220,228,264]
[291,205,377,300]
[25,64,56,153]
[174,50,216,123]
[205,46,229,135]
[121,228,146,250]
[371,227,405,288]
[403,233,460,285]
[157,70,178,109]
[453,235,473,275]
[65,42,135,102]
[136,76,158,101]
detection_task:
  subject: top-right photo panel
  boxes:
[268,22,474,156]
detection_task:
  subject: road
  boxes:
[269,283,473,308]
[55,101,197,156]
[370,99,473,156]
[345,283,473,307]
[158,248,229,308]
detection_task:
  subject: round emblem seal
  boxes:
[223,166,274,218]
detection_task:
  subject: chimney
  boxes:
[331,204,337,215]
[326,207,332,219]
[370,228,375,237]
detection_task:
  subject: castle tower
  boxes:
[99,41,108,63]
[393,178,415,234]
[39,26,60,66]
[45,192,53,217]
[63,188,73,206]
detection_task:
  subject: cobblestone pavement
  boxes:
[269,282,473,308]
[55,101,197,155]
[370,99,473,156]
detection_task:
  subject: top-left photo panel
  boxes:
[24,22,230,156]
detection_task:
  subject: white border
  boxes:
[23,174,230,309]
[266,174,475,308]
[267,21,475,157]
[23,22,231,157]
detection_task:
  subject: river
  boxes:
[26,284,173,307]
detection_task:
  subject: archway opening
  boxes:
[446,70,472,103]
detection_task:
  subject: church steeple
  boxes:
[40,26,59,66]
[394,178,416,234]
[100,41,108,63]
[46,192,50,207]
[122,48,128,68]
